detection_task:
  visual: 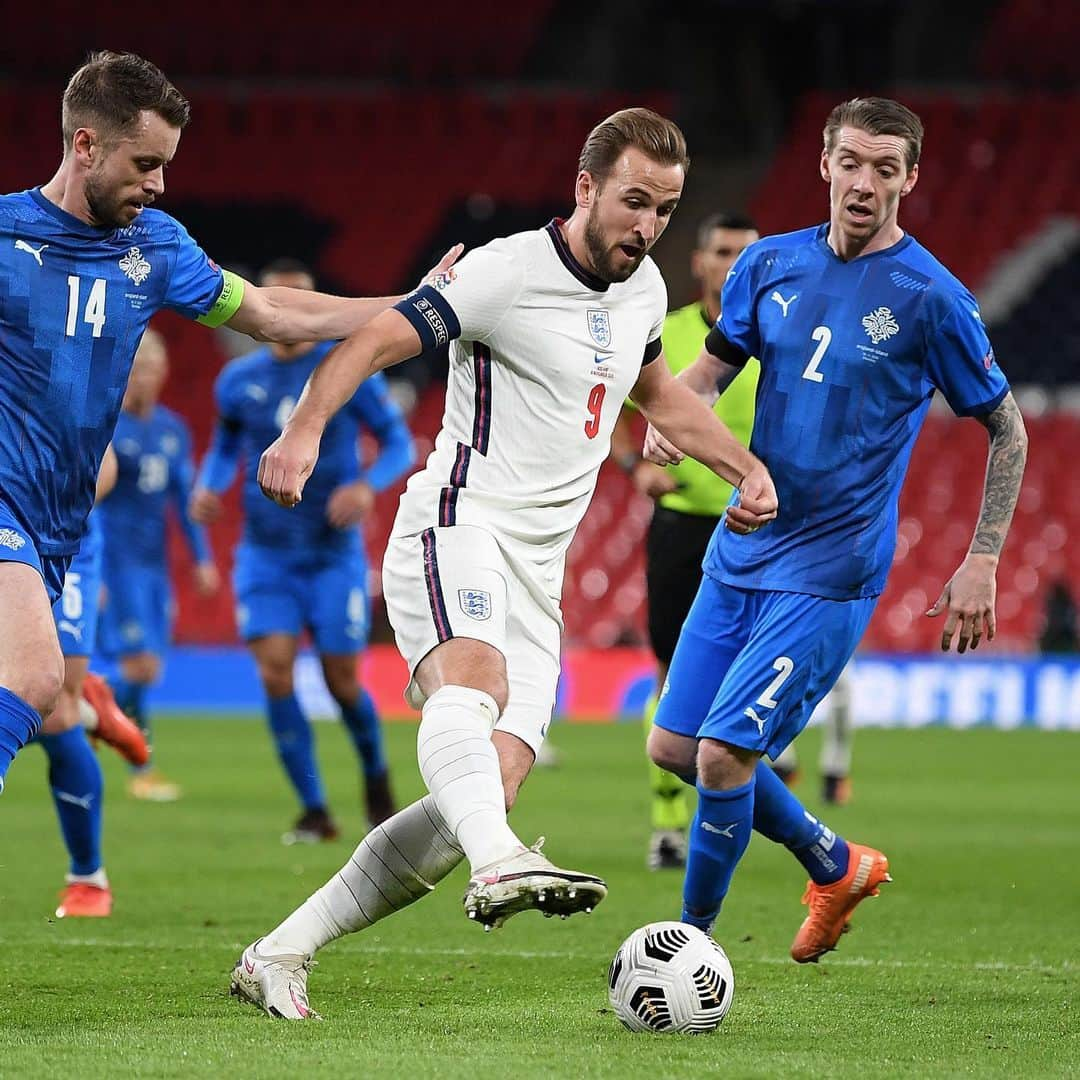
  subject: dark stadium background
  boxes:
[1,0,1077,723]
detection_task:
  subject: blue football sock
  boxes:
[267,693,326,811]
[681,779,755,933]
[339,689,388,780]
[39,727,103,876]
[113,678,149,733]
[752,759,849,884]
[0,686,44,791]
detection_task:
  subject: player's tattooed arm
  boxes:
[970,392,1028,557]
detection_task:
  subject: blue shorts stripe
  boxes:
[421,528,453,643]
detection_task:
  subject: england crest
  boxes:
[587,309,612,349]
[458,589,492,621]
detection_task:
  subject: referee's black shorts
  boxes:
[645,505,722,666]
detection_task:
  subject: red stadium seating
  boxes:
[980,0,1080,85]
[0,4,558,82]
[556,410,1080,655]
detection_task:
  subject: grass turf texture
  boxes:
[0,718,1076,1078]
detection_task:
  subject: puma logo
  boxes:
[701,821,737,839]
[771,290,797,317]
[15,239,48,266]
[744,706,766,735]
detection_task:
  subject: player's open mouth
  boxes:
[846,203,873,221]
[619,244,644,259]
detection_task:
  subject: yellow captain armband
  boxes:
[196,269,245,328]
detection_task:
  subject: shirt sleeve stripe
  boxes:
[641,337,663,365]
[392,285,462,352]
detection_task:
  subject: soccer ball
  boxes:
[608,921,735,1034]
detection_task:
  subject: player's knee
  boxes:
[697,738,757,792]
[22,654,65,720]
[323,669,358,704]
[259,663,294,699]
[647,726,695,779]
[40,687,79,734]
[124,653,159,685]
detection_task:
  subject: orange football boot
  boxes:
[82,673,150,767]
[790,842,891,963]
[55,882,113,918]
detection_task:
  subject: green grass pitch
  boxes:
[0,717,1076,1077]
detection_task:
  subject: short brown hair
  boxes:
[823,97,924,171]
[578,107,689,184]
[61,51,190,150]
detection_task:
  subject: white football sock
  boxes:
[416,684,522,871]
[67,868,108,888]
[77,697,98,732]
[772,742,799,773]
[819,675,854,777]
[262,795,464,956]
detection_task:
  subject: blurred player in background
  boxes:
[645,96,1027,963]
[40,445,149,918]
[0,49,461,797]
[612,211,760,868]
[99,328,218,801]
[191,258,415,843]
[236,108,778,1020]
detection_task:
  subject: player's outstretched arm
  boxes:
[225,245,464,345]
[927,392,1028,653]
[258,310,422,508]
[630,350,777,534]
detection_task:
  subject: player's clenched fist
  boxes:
[258,429,320,508]
[725,464,778,535]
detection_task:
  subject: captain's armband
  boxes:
[196,270,246,328]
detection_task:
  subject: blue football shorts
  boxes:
[0,495,68,605]
[52,537,104,657]
[232,542,370,655]
[653,574,877,760]
[99,560,173,658]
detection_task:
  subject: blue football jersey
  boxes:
[0,188,227,558]
[706,224,1009,600]
[99,405,210,568]
[204,342,414,552]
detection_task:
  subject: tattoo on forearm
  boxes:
[971,393,1028,556]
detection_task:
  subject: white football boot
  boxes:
[463,838,607,930]
[230,939,322,1020]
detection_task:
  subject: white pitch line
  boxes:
[2,938,1073,977]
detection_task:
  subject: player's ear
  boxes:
[575,169,597,209]
[72,127,95,167]
[900,162,919,198]
[819,149,831,184]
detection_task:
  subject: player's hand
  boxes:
[188,487,224,525]
[926,552,998,653]
[193,561,220,596]
[725,464,778,535]
[327,481,376,528]
[632,460,679,499]
[258,427,321,507]
[418,244,465,290]
[642,423,685,466]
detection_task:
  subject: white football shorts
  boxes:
[382,524,562,754]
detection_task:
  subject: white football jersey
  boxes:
[392,220,666,584]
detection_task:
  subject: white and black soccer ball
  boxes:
[608,921,735,1034]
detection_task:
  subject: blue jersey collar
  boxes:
[816,221,914,263]
[29,187,115,238]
